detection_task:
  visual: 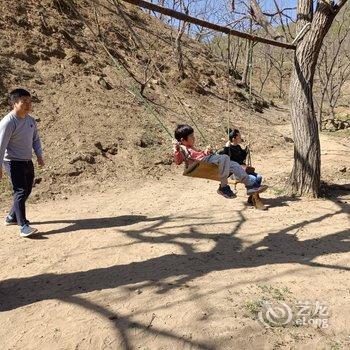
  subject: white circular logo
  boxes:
[258,301,293,327]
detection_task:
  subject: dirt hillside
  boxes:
[0,0,293,202]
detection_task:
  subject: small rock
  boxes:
[34,177,42,185]
[107,146,118,155]
[65,48,84,65]
[138,134,155,148]
[70,54,84,65]
[139,139,148,148]
[68,170,83,177]
[69,154,95,165]
[339,166,347,173]
[194,84,208,95]
[233,90,246,101]
[338,121,346,130]
[205,77,216,87]
[94,142,118,154]
[52,73,65,84]
[34,79,44,85]
[154,159,172,166]
[94,141,103,151]
[283,136,294,143]
[98,77,113,90]
[83,155,95,164]
[87,150,99,157]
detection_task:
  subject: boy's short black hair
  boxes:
[174,124,194,141]
[227,128,240,141]
[9,88,31,106]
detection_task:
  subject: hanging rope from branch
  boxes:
[113,0,209,145]
[66,0,174,140]
[227,33,232,150]
[246,39,254,167]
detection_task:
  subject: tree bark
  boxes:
[241,39,251,86]
[289,1,338,196]
[241,17,253,87]
[245,0,346,196]
[250,0,284,41]
[175,19,187,80]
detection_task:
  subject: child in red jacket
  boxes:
[173,124,267,199]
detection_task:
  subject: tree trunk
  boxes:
[241,18,253,87]
[175,21,187,80]
[318,91,326,131]
[289,1,337,196]
[241,39,251,86]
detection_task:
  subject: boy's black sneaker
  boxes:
[217,185,236,199]
[5,215,16,226]
[5,216,30,226]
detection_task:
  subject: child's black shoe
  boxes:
[217,185,236,199]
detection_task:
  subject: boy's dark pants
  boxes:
[5,161,34,226]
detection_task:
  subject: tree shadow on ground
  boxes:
[30,215,164,235]
[1,204,348,313]
[60,295,214,350]
[321,182,350,200]
[1,193,349,349]
[262,195,301,208]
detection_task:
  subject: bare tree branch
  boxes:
[119,0,296,49]
[250,0,284,41]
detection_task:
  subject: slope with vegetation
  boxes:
[0,0,293,202]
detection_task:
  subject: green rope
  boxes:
[246,39,254,166]
[67,0,174,141]
[130,85,174,140]
[114,0,209,145]
[227,34,232,156]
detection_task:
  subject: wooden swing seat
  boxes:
[183,161,238,185]
[183,161,222,181]
[183,161,267,210]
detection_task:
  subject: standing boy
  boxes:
[0,89,44,237]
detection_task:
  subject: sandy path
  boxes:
[0,131,349,350]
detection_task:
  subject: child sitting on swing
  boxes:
[172,124,267,199]
[219,128,266,205]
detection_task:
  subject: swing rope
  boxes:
[226,34,254,168]
[67,0,175,141]
[246,39,254,167]
[68,0,256,176]
[113,0,209,145]
[227,33,232,154]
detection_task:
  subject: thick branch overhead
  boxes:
[119,0,296,50]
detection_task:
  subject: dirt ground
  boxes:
[0,124,349,350]
[1,1,349,349]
